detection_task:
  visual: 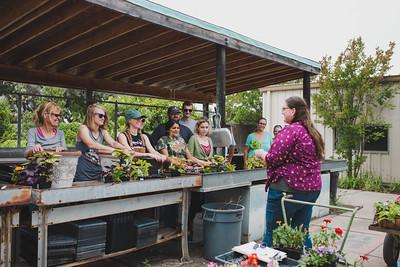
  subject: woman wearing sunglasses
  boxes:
[74,104,126,181]
[243,117,273,169]
[117,109,166,162]
[25,102,67,157]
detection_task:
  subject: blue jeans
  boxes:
[263,188,320,249]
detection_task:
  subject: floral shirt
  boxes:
[156,136,186,158]
[265,121,321,191]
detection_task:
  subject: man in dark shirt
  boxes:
[150,106,193,146]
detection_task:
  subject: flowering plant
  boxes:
[103,150,152,183]
[272,221,305,251]
[300,219,344,267]
[11,151,59,187]
[374,197,400,223]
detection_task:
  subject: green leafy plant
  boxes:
[374,197,400,223]
[272,222,305,251]
[130,158,152,179]
[313,37,397,178]
[203,155,235,173]
[12,151,59,186]
[246,156,265,169]
[103,149,152,182]
[300,219,344,267]
[249,139,261,149]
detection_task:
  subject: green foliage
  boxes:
[249,139,261,149]
[338,172,386,192]
[313,37,397,177]
[272,222,305,250]
[300,219,344,267]
[12,151,59,186]
[374,199,400,223]
[226,90,262,125]
[246,156,265,169]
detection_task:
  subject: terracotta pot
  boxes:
[379,219,400,229]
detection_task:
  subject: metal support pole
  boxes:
[17,94,22,148]
[180,189,190,261]
[37,208,48,267]
[281,193,362,252]
[86,90,94,106]
[303,72,311,109]
[216,45,226,127]
[114,101,118,140]
[202,102,209,118]
[0,209,12,267]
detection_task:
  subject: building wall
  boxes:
[261,81,400,182]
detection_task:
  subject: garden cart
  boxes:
[281,193,362,264]
[368,223,400,266]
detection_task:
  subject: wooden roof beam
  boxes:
[9,8,122,65]
[31,17,149,69]
[99,38,211,79]
[0,1,91,56]
[0,64,214,102]
[75,28,184,76]
[0,0,64,37]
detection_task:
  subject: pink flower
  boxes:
[360,255,369,261]
[320,225,327,229]
[396,195,400,202]
[335,227,343,235]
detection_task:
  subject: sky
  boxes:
[150,0,400,75]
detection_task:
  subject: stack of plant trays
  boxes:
[105,212,136,253]
[20,227,77,266]
[59,219,107,260]
[133,216,159,248]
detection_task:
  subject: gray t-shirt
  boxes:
[179,118,197,134]
[26,127,67,151]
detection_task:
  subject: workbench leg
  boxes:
[180,189,190,261]
[37,208,48,267]
[0,209,12,267]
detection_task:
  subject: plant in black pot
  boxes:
[12,151,59,189]
[272,221,305,260]
[103,149,132,183]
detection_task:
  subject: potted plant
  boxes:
[374,197,400,229]
[300,219,344,267]
[272,221,305,260]
[103,150,152,183]
[12,151,59,189]
[203,155,236,173]
[246,156,265,169]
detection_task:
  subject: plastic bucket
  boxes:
[202,202,245,260]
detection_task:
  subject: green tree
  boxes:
[226,90,262,125]
[313,37,397,177]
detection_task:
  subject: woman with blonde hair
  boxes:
[187,118,213,160]
[25,102,66,157]
[117,109,166,162]
[74,104,126,181]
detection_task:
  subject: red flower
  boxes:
[335,227,343,235]
[360,255,369,261]
[320,225,327,229]
[323,218,332,224]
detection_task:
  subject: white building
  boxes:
[260,75,400,182]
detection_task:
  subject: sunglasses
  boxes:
[49,113,62,119]
[95,113,106,119]
[183,109,192,113]
[134,118,145,123]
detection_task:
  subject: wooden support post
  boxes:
[303,72,311,108]
[216,45,226,127]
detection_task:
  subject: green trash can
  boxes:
[202,202,245,260]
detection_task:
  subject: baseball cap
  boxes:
[167,106,181,115]
[125,109,146,120]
